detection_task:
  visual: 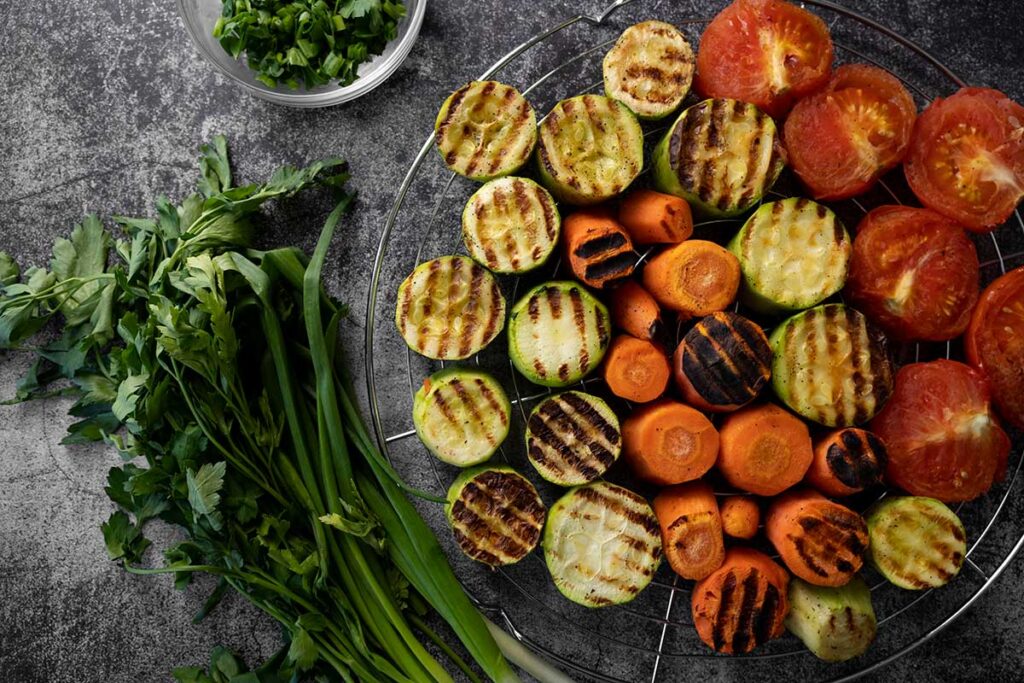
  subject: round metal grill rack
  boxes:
[365,1,1024,680]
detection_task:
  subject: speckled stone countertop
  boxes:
[1,1,1023,681]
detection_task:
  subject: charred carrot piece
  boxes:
[806,428,888,497]
[610,280,665,342]
[654,481,725,580]
[618,188,694,244]
[562,208,636,288]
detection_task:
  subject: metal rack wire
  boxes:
[365,1,1024,680]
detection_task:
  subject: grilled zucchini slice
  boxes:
[770,304,894,427]
[653,98,785,217]
[395,256,506,360]
[446,466,546,566]
[508,281,611,387]
[786,577,876,662]
[413,368,511,467]
[526,391,621,486]
[866,496,966,590]
[544,481,662,607]
[435,80,538,181]
[462,176,560,274]
[728,198,852,314]
[535,94,644,205]
[602,20,694,120]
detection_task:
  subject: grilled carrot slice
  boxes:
[719,496,760,540]
[622,400,719,485]
[602,335,671,403]
[654,481,725,580]
[673,312,772,412]
[766,489,869,587]
[691,547,790,654]
[806,428,888,497]
[642,240,740,315]
[618,189,694,244]
[717,403,813,496]
[563,208,636,288]
[610,280,665,343]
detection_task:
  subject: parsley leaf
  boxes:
[187,461,227,531]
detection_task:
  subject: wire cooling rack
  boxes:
[365,1,1024,680]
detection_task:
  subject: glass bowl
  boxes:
[177,0,426,107]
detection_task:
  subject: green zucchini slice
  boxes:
[462,177,560,274]
[602,20,694,120]
[395,255,506,360]
[446,466,546,566]
[544,481,662,607]
[535,94,644,205]
[866,496,966,590]
[652,98,785,217]
[413,368,511,467]
[770,304,894,427]
[728,198,852,314]
[526,391,621,486]
[508,281,611,387]
[435,80,537,181]
[786,577,876,662]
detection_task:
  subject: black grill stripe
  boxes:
[456,480,544,549]
[435,82,473,143]
[845,306,868,425]
[548,286,563,319]
[792,535,829,577]
[828,429,884,489]
[475,379,509,427]
[754,583,781,645]
[712,570,738,652]
[583,252,636,284]
[450,499,532,561]
[567,288,591,374]
[573,232,627,259]
[528,411,603,481]
[452,526,503,565]
[430,390,461,428]
[447,379,493,445]
[457,264,485,358]
[732,569,762,653]
[471,474,547,532]
[529,442,567,478]
[536,399,616,469]
[561,393,620,445]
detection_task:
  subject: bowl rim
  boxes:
[176,0,427,108]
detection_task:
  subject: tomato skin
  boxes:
[871,359,1010,503]
[784,64,917,200]
[844,205,980,341]
[966,266,1024,429]
[904,87,1024,231]
[695,0,833,118]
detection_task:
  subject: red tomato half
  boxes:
[904,87,1024,231]
[871,359,1010,503]
[784,64,917,199]
[845,205,979,341]
[694,0,833,118]
[966,266,1024,429]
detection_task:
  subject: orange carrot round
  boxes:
[642,240,740,315]
[654,481,725,580]
[562,208,636,288]
[618,188,694,244]
[622,400,719,485]
[719,496,760,540]
[610,280,664,342]
[717,403,813,496]
[806,428,888,497]
[602,334,671,403]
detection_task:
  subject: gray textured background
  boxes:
[2,1,1023,681]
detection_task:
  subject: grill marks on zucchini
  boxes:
[535,95,644,205]
[435,81,538,180]
[654,98,785,216]
[729,198,852,313]
[447,467,546,566]
[544,482,662,607]
[866,497,966,590]
[526,391,621,485]
[602,21,695,120]
[463,177,560,273]
[396,256,506,360]
[413,369,511,466]
[509,281,611,387]
[771,304,894,427]
[675,312,771,411]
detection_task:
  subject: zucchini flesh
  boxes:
[526,391,621,486]
[785,577,876,662]
[535,95,644,205]
[770,304,894,427]
[544,481,662,607]
[602,20,694,120]
[729,198,851,314]
[462,177,560,274]
[866,496,966,590]
[508,281,611,387]
[435,80,537,181]
[446,466,546,566]
[413,368,511,467]
[653,98,785,217]
[395,256,506,360]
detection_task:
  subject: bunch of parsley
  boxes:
[214,0,407,89]
[0,138,517,683]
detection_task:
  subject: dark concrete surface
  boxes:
[1,1,1023,681]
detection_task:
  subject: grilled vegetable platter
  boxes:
[394,0,1024,667]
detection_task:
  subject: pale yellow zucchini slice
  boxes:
[603,20,694,120]
[462,176,560,274]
